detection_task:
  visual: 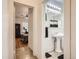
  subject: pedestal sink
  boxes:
[53,33,64,53]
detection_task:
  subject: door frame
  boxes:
[71,0,76,59]
[64,0,76,59]
[64,0,71,59]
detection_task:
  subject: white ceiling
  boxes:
[45,0,64,8]
[55,0,63,2]
[14,2,29,18]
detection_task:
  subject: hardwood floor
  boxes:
[16,38,28,49]
[16,38,37,59]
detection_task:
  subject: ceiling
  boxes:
[14,0,64,17]
[45,0,64,8]
[14,2,29,18]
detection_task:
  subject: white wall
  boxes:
[2,0,9,59]
[28,8,33,50]
[15,17,28,33]
[42,11,64,52]
[15,3,29,34]
[3,0,15,59]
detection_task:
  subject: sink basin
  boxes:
[53,33,64,37]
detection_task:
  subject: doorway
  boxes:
[42,0,71,59]
[14,2,37,59]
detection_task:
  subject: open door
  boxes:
[41,0,71,59]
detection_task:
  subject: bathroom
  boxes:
[42,0,64,59]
